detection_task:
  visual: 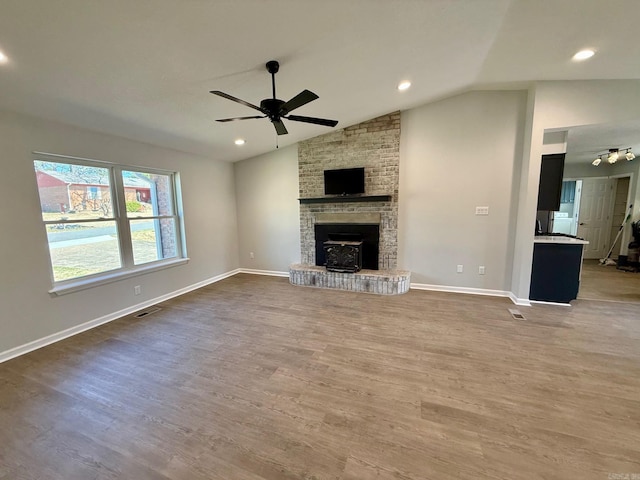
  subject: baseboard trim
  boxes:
[238,268,289,278]
[508,292,532,306]
[530,300,571,307]
[0,268,241,364]
[410,282,522,303]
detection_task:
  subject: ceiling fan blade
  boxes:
[216,115,266,122]
[210,90,265,113]
[286,114,338,128]
[272,119,288,135]
[280,90,319,115]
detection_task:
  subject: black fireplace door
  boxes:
[314,223,379,270]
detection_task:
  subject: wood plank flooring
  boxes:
[579,259,640,303]
[1,274,639,479]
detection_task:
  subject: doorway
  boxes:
[551,180,582,236]
[575,175,637,302]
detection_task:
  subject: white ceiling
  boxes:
[1,0,639,163]
[565,119,640,166]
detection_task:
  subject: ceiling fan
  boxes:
[210,60,338,135]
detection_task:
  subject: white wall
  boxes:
[398,90,527,290]
[234,145,300,272]
[0,110,239,355]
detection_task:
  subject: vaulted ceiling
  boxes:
[1,0,639,163]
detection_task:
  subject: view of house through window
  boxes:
[34,158,183,284]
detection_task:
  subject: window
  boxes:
[33,155,186,292]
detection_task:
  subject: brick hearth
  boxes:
[289,264,410,295]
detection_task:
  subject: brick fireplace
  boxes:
[290,112,410,294]
[298,112,400,267]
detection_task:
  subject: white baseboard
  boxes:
[0,268,241,364]
[1,270,538,364]
[530,300,571,307]
[410,282,524,304]
[509,292,532,306]
[239,268,289,278]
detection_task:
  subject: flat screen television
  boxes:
[324,167,365,195]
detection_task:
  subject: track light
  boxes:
[591,147,635,166]
[626,149,635,161]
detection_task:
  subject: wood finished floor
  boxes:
[1,274,639,479]
[579,259,640,303]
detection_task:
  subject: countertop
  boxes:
[534,235,589,245]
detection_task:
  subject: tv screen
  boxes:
[324,167,365,195]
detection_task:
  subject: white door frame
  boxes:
[609,172,634,255]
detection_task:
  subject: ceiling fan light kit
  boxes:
[210,60,338,136]
[592,147,635,166]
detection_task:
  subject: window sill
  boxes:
[49,257,190,296]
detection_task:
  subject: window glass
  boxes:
[122,171,174,217]
[34,158,183,286]
[130,218,177,265]
[46,221,122,281]
[34,161,114,220]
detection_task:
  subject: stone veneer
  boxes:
[298,112,400,268]
[289,264,410,295]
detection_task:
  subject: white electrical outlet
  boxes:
[479,266,486,275]
[134,285,141,295]
[457,264,463,273]
[475,206,489,215]
[249,252,254,259]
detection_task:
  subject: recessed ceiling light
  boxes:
[397,81,411,91]
[234,139,245,146]
[0,51,8,64]
[572,49,595,61]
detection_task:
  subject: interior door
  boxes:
[577,177,614,259]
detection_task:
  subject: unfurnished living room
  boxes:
[1,2,639,479]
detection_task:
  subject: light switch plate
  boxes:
[475,206,489,215]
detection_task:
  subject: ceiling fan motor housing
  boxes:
[260,98,286,119]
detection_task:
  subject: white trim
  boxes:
[410,282,526,304]
[33,150,175,175]
[530,300,571,307]
[49,257,190,295]
[0,268,241,364]
[238,268,289,277]
[508,292,532,306]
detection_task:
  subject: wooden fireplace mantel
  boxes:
[298,194,392,205]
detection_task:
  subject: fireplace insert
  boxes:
[314,223,379,270]
[323,240,363,272]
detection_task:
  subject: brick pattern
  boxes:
[298,112,400,269]
[289,264,410,295]
[154,175,176,258]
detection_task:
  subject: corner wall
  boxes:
[234,145,301,272]
[0,110,239,355]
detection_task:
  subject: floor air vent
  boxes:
[134,306,161,318]
[508,308,526,320]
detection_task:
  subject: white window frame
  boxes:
[34,152,189,295]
